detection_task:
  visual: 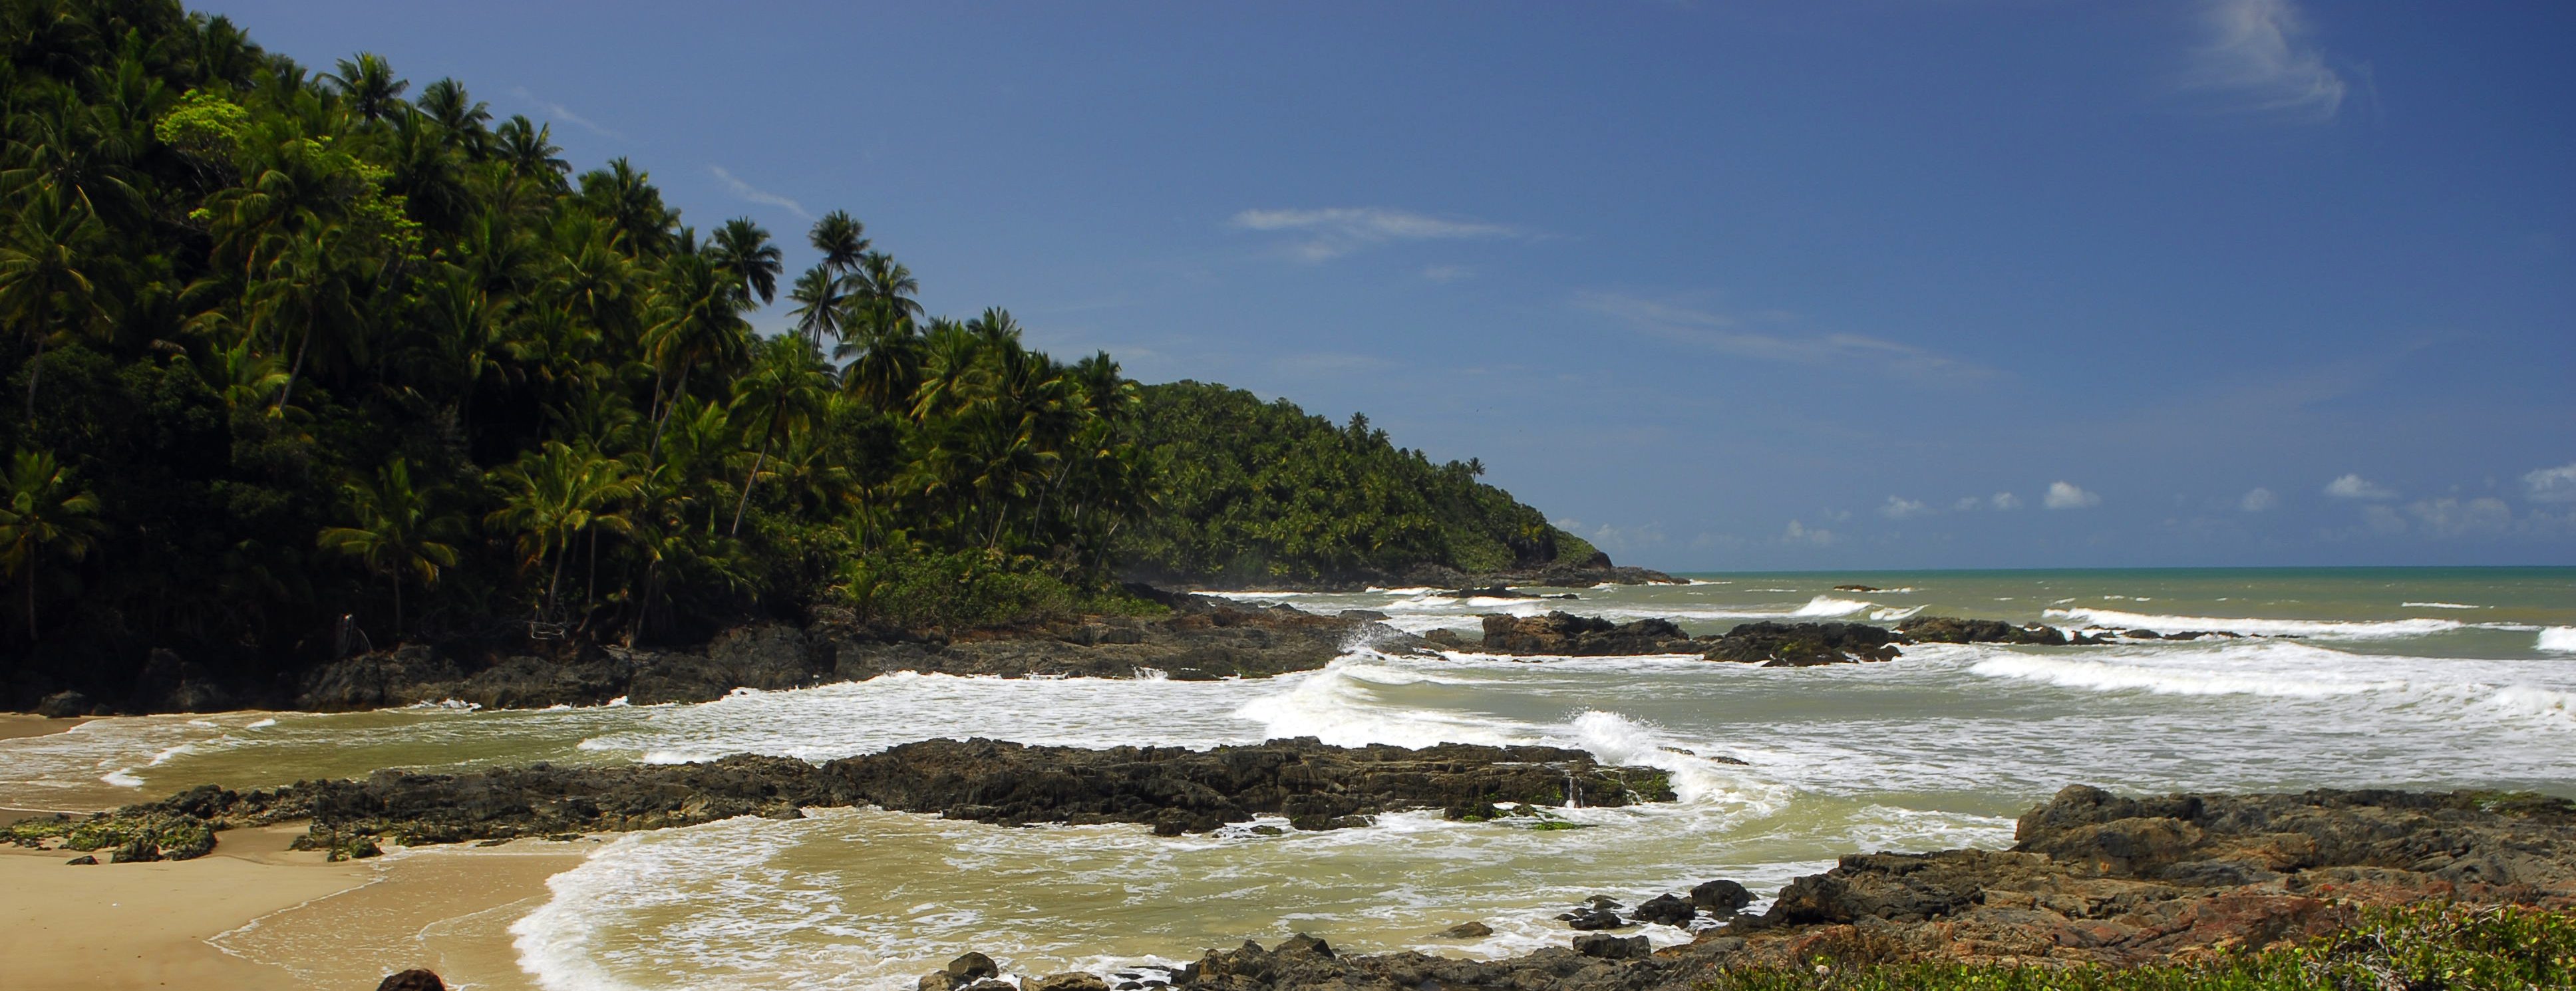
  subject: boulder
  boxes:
[1702,622,1899,666]
[1563,906,1626,930]
[1030,973,1110,991]
[946,952,1000,982]
[34,690,94,718]
[1895,616,2069,646]
[376,970,446,991]
[1480,613,1692,656]
[1689,879,1752,914]
[1440,921,1494,938]
[1571,933,1650,960]
[1630,893,1695,926]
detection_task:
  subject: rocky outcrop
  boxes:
[290,595,1406,712]
[86,738,1676,851]
[1479,613,1694,656]
[1698,621,1901,666]
[1894,616,2071,646]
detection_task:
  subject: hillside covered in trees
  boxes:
[1120,382,1597,587]
[0,0,1606,708]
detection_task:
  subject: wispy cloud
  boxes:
[1782,519,1838,546]
[1879,496,1932,519]
[1230,207,1520,261]
[1579,292,1993,380]
[709,166,812,220]
[2323,474,2395,500]
[508,86,623,140]
[2179,0,2347,122]
[2524,462,2576,503]
[1421,264,1474,283]
[2044,481,2101,509]
[2239,487,2278,512]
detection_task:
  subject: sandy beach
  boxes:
[1,811,589,991]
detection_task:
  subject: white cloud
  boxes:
[508,86,623,139]
[1578,292,1991,380]
[1421,264,1474,283]
[2406,497,2512,537]
[709,166,811,220]
[2524,462,2576,503]
[1783,519,1838,545]
[2323,474,2396,500]
[1879,496,1931,519]
[2180,0,2347,122]
[2043,482,2100,510]
[1953,496,1983,511]
[2239,487,2277,512]
[1991,492,2022,511]
[1230,208,1519,261]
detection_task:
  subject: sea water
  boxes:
[5,567,2571,990]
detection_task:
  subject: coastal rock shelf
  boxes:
[1121,784,2576,989]
[293,593,1402,712]
[1448,612,2088,666]
[13,738,1676,854]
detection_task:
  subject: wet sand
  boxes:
[0,712,89,740]
[0,822,589,991]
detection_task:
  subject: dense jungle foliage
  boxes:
[0,0,1589,699]
[1119,382,1597,585]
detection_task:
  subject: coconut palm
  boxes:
[808,210,868,275]
[784,265,846,356]
[415,78,492,157]
[485,442,637,615]
[494,116,568,188]
[0,185,110,420]
[724,339,827,535]
[707,218,782,306]
[0,450,105,640]
[315,458,460,636]
[323,53,408,124]
[643,251,752,431]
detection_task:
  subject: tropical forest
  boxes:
[0,0,1589,700]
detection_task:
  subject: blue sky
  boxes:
[208,1,2573,569]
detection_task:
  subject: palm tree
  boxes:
[494,116,568,188]
[808,210,868,275]
[725,339,826,535]
[0,186,110,421]
[415,78,492,158]
[784,265,846,355]
[580,158,675,257]
[241,226,359,411]
[485,442,637,615]
[315,458,460,637]
[854,250,921,323]
[643,252,752,434]
[0,450,105,640]
[324,53,408,124]
[708,218,782,305]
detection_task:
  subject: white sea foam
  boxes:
[1790,596,1873,618]
[2404,602,2484,609]
[1971,653,2401,698]
[2541,627,2576,653]
[2042,607,2464,640]
[1867,605,1924,621]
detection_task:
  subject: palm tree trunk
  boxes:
[728,437,771,536]
[275,325,315,411]
[649,362,691,455]
[24,565,36,642]
[545,535,567,615]
[392,575,404,639]
[24,337,45,424]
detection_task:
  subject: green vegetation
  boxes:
[0,1,1595,705]
[1701,903,2576,991]
[1118,381,1595,585]
[0,0,1155,692]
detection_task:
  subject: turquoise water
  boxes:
[4,567,2570,990]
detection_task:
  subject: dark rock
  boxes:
[916,974,953,991]
[1480,612,1692,656]
[1571,933,1649,960]
[1895,616,2070,646]
[1631,893,1695,926]
[1274,933,1333,958]
[131,648,232,713]
[1690,879,1752,914]
[105,738,1676,848]
[1564,907,1626,930]
[1702,622,1899,666]
[1832,585,1883,592]
[959,981,1017,991]
[34,690,94,718]
[947,952,1000,982]
[63,854,95,865]
[1440,921,1493,938]
[1030,973,1110,991]
[2124,629,2162,639]
[376,970,446,991]
[295,645,464,710]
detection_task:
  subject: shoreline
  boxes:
[0,822,588,991]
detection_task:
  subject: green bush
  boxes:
[834,548,1164,633]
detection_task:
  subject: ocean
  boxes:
[5,567,2571,990]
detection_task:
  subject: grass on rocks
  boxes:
[1699,904,2576,991]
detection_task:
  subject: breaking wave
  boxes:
[2041,607,2465,640]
